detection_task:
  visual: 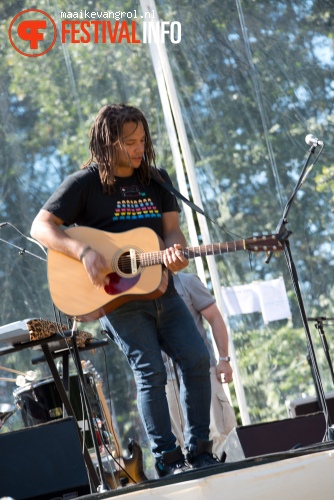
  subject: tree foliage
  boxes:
[1,0,334,468]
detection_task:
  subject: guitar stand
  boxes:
[266,141,334,441]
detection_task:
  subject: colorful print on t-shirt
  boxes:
[113,184,161,221]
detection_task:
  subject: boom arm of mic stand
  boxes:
[265,144,317,265]
[0,237,46,262]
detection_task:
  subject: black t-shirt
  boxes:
[43,165,180,239]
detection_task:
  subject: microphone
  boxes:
[305,134,324,147]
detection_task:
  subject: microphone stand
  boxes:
[0,222,47,262]
[266,141,334,441]
[308,318,334,387]
[0,237,46,261]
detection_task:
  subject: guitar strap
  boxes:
[151,170,219,228]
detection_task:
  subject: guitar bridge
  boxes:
[129,249,138,274]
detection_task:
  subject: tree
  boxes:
[1,0,334,459]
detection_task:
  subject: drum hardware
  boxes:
[13,372,99,447]
[0,403,17,429]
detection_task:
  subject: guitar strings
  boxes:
[115,241,243,270]
[115,233,280,271]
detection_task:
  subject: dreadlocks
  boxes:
[82,104,157,194]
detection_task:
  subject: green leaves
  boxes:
[1,0,334,437]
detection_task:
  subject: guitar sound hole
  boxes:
[118,251,139,275]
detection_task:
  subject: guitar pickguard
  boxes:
[104,273,140,295]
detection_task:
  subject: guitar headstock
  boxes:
[81,360,103,385]
[244,234,284,253]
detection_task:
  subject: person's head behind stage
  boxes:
[82,103,157,193]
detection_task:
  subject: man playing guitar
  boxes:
[31,104,219,477]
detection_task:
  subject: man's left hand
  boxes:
[163,244,188,273]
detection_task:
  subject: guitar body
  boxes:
[102,439,148,489]
[47,226,168,321]
[82,361,148,488]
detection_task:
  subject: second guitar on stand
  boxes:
[82,360,148,489]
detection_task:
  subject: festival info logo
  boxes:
[8,9,57,57]
[9,9,181,56]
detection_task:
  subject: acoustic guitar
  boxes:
[47,226,284,321]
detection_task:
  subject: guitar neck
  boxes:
[182,240,246,259]
[139,239,246,267]
[96,381,122,457]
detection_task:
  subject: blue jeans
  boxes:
[100,287,211,458]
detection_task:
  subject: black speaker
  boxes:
[286,391,334,420]
[222,412,326,462]
[0,417,90,500]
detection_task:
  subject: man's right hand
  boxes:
[31,209,111,288]
[81,249,110,288]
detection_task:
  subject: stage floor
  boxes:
[79,441,334,500]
